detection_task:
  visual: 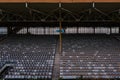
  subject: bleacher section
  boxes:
[0,35,57,80]
[60,34,120,79]
[0,34,120,80]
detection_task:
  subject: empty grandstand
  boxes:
[0,1,120,80]
[60,34,120,79]
[0,35,57,80]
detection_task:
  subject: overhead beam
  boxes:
[0,0,120,3]
[0,21,119,27]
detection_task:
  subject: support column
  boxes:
[110,27,112,34]
[77,27,78,34]
[27,27,29,34]
[93,27,95,34]
[59,2,62,54]
[7,27,12,35]
[119,27,120,34]
[59,21,62,54]
[44,27,45,35]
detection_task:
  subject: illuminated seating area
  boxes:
[60,35,120,79]
[0,35,57,80]
[0,34,120,80]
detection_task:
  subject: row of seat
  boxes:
[0,35,57,79]
[60,35,120,79]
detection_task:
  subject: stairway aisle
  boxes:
[52,39,60,80]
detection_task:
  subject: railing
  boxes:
[0,63,14,74]
[0,62,15,79]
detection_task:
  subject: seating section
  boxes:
[0,35,57,79]
[0,34,120,79]
[60,35,120,79]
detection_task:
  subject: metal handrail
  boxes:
[0,63,14,74]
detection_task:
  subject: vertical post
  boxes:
[59,2,62,54]
[27,27,29,34]
[119,27,120,34]
[93,27,95,34]
[7,27,12,35]
[77,27,78,34]
[59,21,62,54]
[25,2,28,8]
[92,1,95,8]
[44,27,45,35]
[7,27,10,35]
[110,27,112,34]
